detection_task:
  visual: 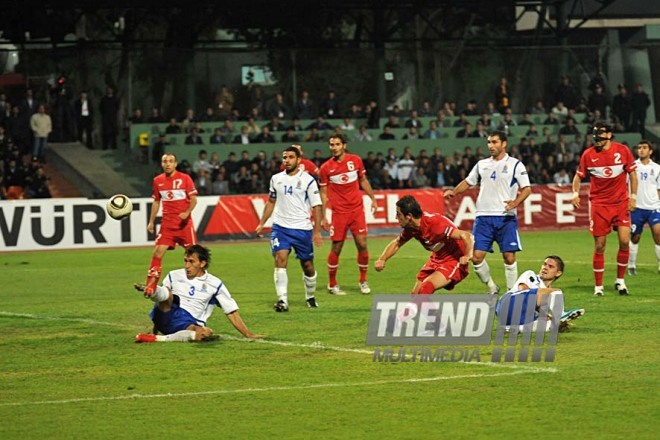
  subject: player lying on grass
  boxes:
[134,244,266,342]
[496,255,585,332]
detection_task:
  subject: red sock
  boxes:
[327,253,339,287]
[357,252,369,283]
[418,281,435,294]
[593,252,604,286]
[146,257,163,284]
[617,248,629,279]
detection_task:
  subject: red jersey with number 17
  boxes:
[318,153,366,214]
[152,171,198,226]
[576,141,636,205]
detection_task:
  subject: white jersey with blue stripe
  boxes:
[634,159,660,210]
[269,169,322,230]
[163,269,239,326]
[509,270,546,292]
[466,154,530,216]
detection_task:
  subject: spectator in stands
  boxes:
[494,76,511,114]
[246,117,261,137]
[287,117,304,132]
[320,90,340,118]
[384,115,400,129]
[199,107,218,122]
[192,122,205,134]
[354,124,372,142]
[345,104,364,120]
[424,121,443,139]
[232,165,252,194]
[254,126,276,143]
[378,126,396,141]
[221,119,236,142]
[383,157,398,189]
[497,113,517,132]
[518,113,534,126]
[397,151,415,188]
[567,134,584,161]
[99,86,119,150]
[612,84,632,131]
[129,108,144,124]
[181,109,196,132]
[554,76,578,110]
[531,99,546,115]
[30,104,52,162]
[311,149,326,168]
[195,168,210,196]
[307,116,333,131]
[304,127,323,142]
[148,107,166,123]
[366,100,380,129]
[266,92,290,120]
[588,71,607,95]
[453,112,469,127]
[211,170,230,195]
[74,91,94,149]
[559,117,580,136]
[339,117,355,131]
[19,89,39,144]
[215,85,234,119]
[192,150,213,176]
[475,113,492,129]
[165,118,181,134]
[587,84,608,116]
[152,133,168,164]
[210,128,224,144]
[544,112,560,125]
[402,126,421,140]
[456,122,477,138]
[209,152,221,173]
[295,89,316,119]
[281,127,300,143]
[264,117,286,133]
[527,152,544,184]
[185,127,203,145]
[404,110,423,129]
[248,84,264,118]
[233,125,251,144]
[440,101,455,118]
[540,134,558,158]
[474,121,489,138]
[631,83,651,137]
[485,101,500,116]
[25,164,51,199]
[434,112,449,128]
[463,100,479,116]
[419,100,434,117]
[410,166,431,188]
[4,158,26,199]
[552,101,568,117]
[553,168,570,186]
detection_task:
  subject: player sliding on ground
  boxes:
[134,245,265,342]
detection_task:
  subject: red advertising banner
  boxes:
[197,185,590,241]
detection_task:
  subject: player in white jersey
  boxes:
[497,255,584,332]
[444,131,531,293]
[256,146,323,311]
[134,245,265,342]
[628,140,660,274]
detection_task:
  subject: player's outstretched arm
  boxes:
[444,179,469,198]
[450,229,474,265]
[375,238,402,272]
[226,311,266,339]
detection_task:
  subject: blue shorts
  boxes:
[496,289,538,326]
[150,295,199,335]
[630,208,660,236]
[270,224,314,261]
[473,216,521,253]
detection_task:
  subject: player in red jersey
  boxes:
[319,133,377,295]
[143,152,198,296]
[374,195,474,293]
[278,144,319,177]
[572,121,637,296]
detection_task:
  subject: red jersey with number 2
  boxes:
[318,153,366,214]
[152,171,198,227]
[577,142,636,205]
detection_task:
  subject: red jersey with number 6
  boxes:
[318,153,366,214]
[152,171,198,227]
[577,142,636,205]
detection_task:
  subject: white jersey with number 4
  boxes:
[466,154,530,216]
[269,169,322,230]
[634,159,660,210]
[163,269,239,326]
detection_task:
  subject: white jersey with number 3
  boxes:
[634,159,660,210]
[466,154,530,216]
[269,169,322,230]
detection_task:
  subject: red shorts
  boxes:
[156,223,197,249]
[589,201,630,236]
[416,257,469,291]
[329,210,367,241]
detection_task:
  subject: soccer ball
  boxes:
[106,194,133,220]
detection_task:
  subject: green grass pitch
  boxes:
[1,230,659,439]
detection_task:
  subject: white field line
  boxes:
[0,311,558,375]
[0,369,543,407]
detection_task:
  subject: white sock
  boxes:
[303,271,317,299]
[616,277,626,286]
[274,268,288,303]
[473,261,492,284]
[504,262,518,291]
[655,244,660,265]
[158,330,196,342]
[151,285,169,302]
[629,242,638,268]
